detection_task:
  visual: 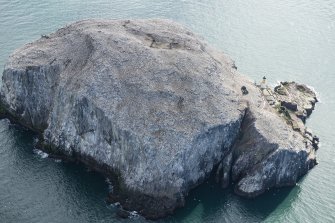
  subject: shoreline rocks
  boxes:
[0,19,319,219]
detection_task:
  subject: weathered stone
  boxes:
[0,19,319,219]
[281,101,298,111]
[275,82,317,121]
[0,19,245,219]
[232,106,317,197]
[273,82,319,149]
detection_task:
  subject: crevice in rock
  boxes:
[122,21,186,50]
[214,107,248,188]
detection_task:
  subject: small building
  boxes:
[260,76,267,90]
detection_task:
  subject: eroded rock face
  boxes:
[231,106,317,197]
[230,81,318,197]
[0,19,318,219]
[0,19,246,218]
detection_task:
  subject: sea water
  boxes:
[0,0,334,222]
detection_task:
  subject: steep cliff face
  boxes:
[0,19,318,219]
[231,106,316,197]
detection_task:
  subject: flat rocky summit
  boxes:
[0,19,318,219]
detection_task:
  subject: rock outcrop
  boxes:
[0,19,318,219]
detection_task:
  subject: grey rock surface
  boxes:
[0,19,318,219]
[231,106,316,197]
[275,81,318,122]
[231,81,318,197]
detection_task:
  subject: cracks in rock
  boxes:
[156,37,180,50]
[177,96,184,112]
[122,20,185,50]
[214,107,248,189]
[146,33,183,50]
[82,34,95,68]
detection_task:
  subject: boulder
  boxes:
[0,19,319,219]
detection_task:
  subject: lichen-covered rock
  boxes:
[0,19,319,219]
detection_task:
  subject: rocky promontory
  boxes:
[0,19,318,219]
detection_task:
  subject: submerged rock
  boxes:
[0,19,318,219]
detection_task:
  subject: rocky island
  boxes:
[0,19,318,219]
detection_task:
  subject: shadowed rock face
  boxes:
[231,106,317,197]
[0,19,318,219]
